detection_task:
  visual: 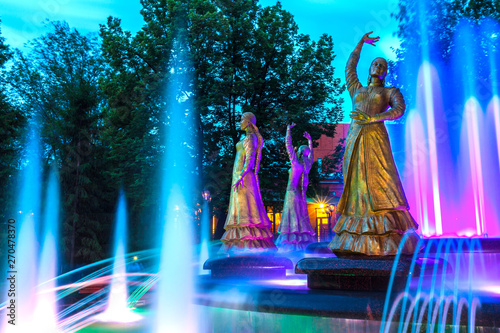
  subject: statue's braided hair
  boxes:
[242,112,263,190]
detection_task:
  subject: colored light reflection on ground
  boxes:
[254,278,308,288]
[480,286,500,295]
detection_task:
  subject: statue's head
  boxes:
[298,145,311,159]
[240,112,257,130]
[368,57,388,85]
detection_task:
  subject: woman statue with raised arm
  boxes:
[220,112,276,254]
[276,123,316,252]
[328,32,420,256]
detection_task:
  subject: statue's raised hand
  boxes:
[288,123,296,130]
[304,132,311,141]
[361,31,380,46]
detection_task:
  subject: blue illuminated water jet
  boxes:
[3,125,42,332]
[154,38,197,333]
[95,191,142,323]
[35,168,60,330]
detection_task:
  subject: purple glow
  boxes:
[480,285,500,295]
[419,61,444,235]
[463,98,486,235]
[489,97,500,177]
[250,278,308,288]
[405,110,430,235]
[400,19,500,237]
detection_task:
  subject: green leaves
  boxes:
[101,0,344,212]
[1,0,345,262]
[7,21,108,265]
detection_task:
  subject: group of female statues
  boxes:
[219,32,420,257]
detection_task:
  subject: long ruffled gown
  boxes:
[219,132,276,254]
[276,127,315,252]
[328,44,420,256]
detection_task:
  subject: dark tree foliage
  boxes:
[0,21,25,264]
[100,0,343,221]
[191,1,344,209]
[99,1,202,249]
[8,22,109,266]
[1,0,344,263]
[0,21,25,221]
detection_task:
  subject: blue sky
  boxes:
[1,0,402,122]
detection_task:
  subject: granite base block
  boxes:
[204,255,294,279]
[295,257,421,291]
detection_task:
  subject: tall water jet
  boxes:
[34,167,60,331]
[95,190,141,323]
[462,98,486,236]
[3,125,42,332]
[489,96,500,177]
[452,20,490,237]
[396,3,500,237]
[405,110,430,235]
[416,0,443,236]
[154,37,197,332]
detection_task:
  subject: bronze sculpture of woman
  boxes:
[220,112,276,254]
[328,32,420,256]
[276,123,315,252]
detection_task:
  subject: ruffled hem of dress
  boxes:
[219,238,277,254]
[328,230,420,256]
[333,210,418,235]
[276,232,315,252]
[221,226,274,241]
[224,219,272,229]
[277,217,315,234]
[219,226,277,254]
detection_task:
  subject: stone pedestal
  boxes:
[295,257,421,291]
[204,255,294,279]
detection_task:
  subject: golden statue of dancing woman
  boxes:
[276,123,315,252]
[328,32,420,256]
[220,112,276,254]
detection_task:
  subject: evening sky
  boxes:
[1,0,402,122]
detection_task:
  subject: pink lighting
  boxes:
[420,62,443,235]
[489,96,500,173]
[481,286,500,295]
[406,110,430,236]
[464,98,486,236]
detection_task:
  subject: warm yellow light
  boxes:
[319,203,324,208]
[212,215,216,236]
[133,256,138,260]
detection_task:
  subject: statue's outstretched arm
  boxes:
[286,124,298,164]
[346,32,380,97]
[345,41,363,97]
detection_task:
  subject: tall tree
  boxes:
[0,20,25,221]
[190,1,344,208]
[8,21,108,266]
[100,0,344,228]
[99,1,193,249]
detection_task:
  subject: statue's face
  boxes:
[240,117,250,130]
[298,146,310,158]
[370,57,387,79]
